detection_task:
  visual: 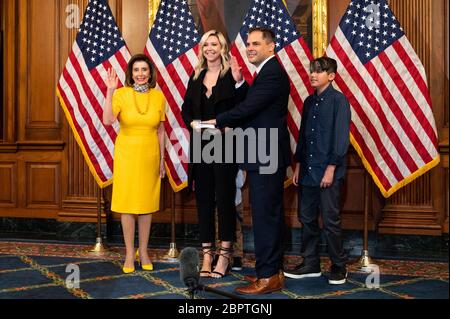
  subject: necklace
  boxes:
[133,90,151,115]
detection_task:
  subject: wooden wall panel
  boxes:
[390,0,431,78]
[0,161,17,207]
[442,153,449,233]
[1,0,16,143]
[66,133,98,198]
[27,0,60,130]
[0,0,3,141]
[26,162,61,209]
[16,0,61,142]
[445,0,449,141]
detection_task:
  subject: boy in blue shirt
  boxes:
[284,57,351,285]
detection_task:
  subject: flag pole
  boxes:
[354,171,376,272]
[89,185,108,254]
[163,189,179,262]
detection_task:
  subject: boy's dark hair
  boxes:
[125,54,157,88]
[248,27,276,43]
[310,57,338,74]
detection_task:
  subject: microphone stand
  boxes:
[185,278,244,299]
[190,284,244,300]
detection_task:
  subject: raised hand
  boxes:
[106,68,119,91]
[230,54,243,83]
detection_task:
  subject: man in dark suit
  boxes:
[205,27,290,294]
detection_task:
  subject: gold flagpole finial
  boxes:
[312,0,328,58]
[149,0,161,31]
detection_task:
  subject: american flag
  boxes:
[326,0,440,198]
[145,0,200,192]
[230,0,314,183]
[57,0,131,188]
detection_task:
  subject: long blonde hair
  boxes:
[193,30,230,80]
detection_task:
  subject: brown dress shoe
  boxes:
[235,272,283,295]
[243,274,258,283]
[244,271,285,288]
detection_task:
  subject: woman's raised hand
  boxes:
[106,68,119,91]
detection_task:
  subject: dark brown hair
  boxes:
[125,54,157,88]
[248,27,276,43]
[310,57,338,74]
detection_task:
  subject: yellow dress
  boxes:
[111,87,166,214]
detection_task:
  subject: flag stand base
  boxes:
[89,237,109,255]
[353,250,376,273]
[163,242,179,263]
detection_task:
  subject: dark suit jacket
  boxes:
[216,57,291,172]
[181,69,241,190]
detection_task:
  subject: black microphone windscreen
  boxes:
[179,247,200,285]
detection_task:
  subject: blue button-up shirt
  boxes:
[294,84,351,186]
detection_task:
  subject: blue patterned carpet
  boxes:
[0,242,448,300]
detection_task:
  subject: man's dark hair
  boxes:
[248,27,276,43]
[310,57,338,74]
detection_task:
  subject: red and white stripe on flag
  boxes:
[326,0,440,197]
[57,0,131,188]
[230,0,314,187]
[145,0,201,192]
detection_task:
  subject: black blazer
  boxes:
[181,69,241,190]
[216,57,291,172]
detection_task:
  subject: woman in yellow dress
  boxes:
[103,54,166,274]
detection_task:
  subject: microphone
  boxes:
[178,247,243,300]
[179,247,200,294]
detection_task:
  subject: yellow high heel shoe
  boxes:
[136,250,153,271]
[122,266,135,274]
[122,253,136,274]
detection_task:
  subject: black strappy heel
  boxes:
[200,245,215,277]
[211,246,233,278]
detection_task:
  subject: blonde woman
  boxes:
[103,54,166,274]
[182,30,243,278]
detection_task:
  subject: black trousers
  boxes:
[193,162,237,243]
[298,179,347,267]
[248,167,286,279]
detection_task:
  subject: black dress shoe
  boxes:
[328,265,347,285]
[283,263,322,279]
